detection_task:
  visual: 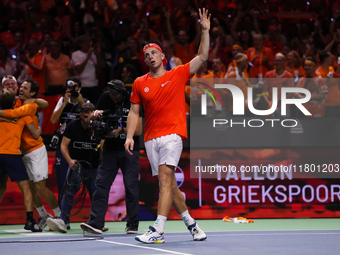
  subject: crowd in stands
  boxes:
[1,0,340,128]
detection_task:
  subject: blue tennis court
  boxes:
[1,219,339,255]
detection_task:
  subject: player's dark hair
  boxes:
[24,79,39,98]
[0,88,15,109]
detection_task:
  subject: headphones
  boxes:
[107,81,129,96]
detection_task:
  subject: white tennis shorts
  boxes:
[144,133,183,176]
[22,145,48,182]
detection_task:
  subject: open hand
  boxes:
[199,8,211,31]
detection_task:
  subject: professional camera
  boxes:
[90,107,124,141]
[67,80,79,99]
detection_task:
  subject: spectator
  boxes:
[202,56,226,78]
[40,32,54,55]
[281,45,291,57]
[121,63,137,92]
[31,18,62,42]
[303,41,318,64]
[286,50,305,78]
[166,9,201,64]
[10,31,26,61]
[162,40,182,71]
[238,30,253,52]
[225,44,243,77]
[263,53,294,117]
[0,17,19,49]
[316,50,340,117]
[290,36,304,57]
[20,39,46,95]
[296,58,328,117]
[226,53,250,116]
[133,19,159,46]
[247,34,274,78]
[55,1,73,39]
[0,42,17,78]
[45,39,72,96]
[114,37,143,79]
[264,17,287,45]
[72,35,100,105]
[208,35,232,71]
[264,25,284,55]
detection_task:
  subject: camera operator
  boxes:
[47,103,107,233]
[50,77,86,228]
[80,79,142,234]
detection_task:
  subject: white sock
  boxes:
[153,215,167,233]
[53,207,61,218]
[36,206,48,218]
[179,210,195,227]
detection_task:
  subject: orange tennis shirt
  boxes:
[3,103,43,153]
[0,116,33,155]
[130,63,191,142]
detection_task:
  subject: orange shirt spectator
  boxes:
[247,46,274,78]
[45,53,72,87]
[316,66,340,107]
[264,37,283,55]
[297,75,328,117]
[287,66,305,77]
[26,52,46,94]
[286,51,305,78]
[264,69,294,101]
[174,41,196,64]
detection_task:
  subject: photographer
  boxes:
[47,103,105,233]
[80,80,142,234]
[50,77,86,228]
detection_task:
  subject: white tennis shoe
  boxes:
[46,218,67,233]
[135,226,165,244]
[188,222,207,241]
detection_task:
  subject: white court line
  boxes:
[97,239,192,255]
[205,232,340,237]
[86,229,340,240]
[106,231,340,240]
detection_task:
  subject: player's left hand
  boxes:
[199,8,211,31]
[124,137,134,155]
